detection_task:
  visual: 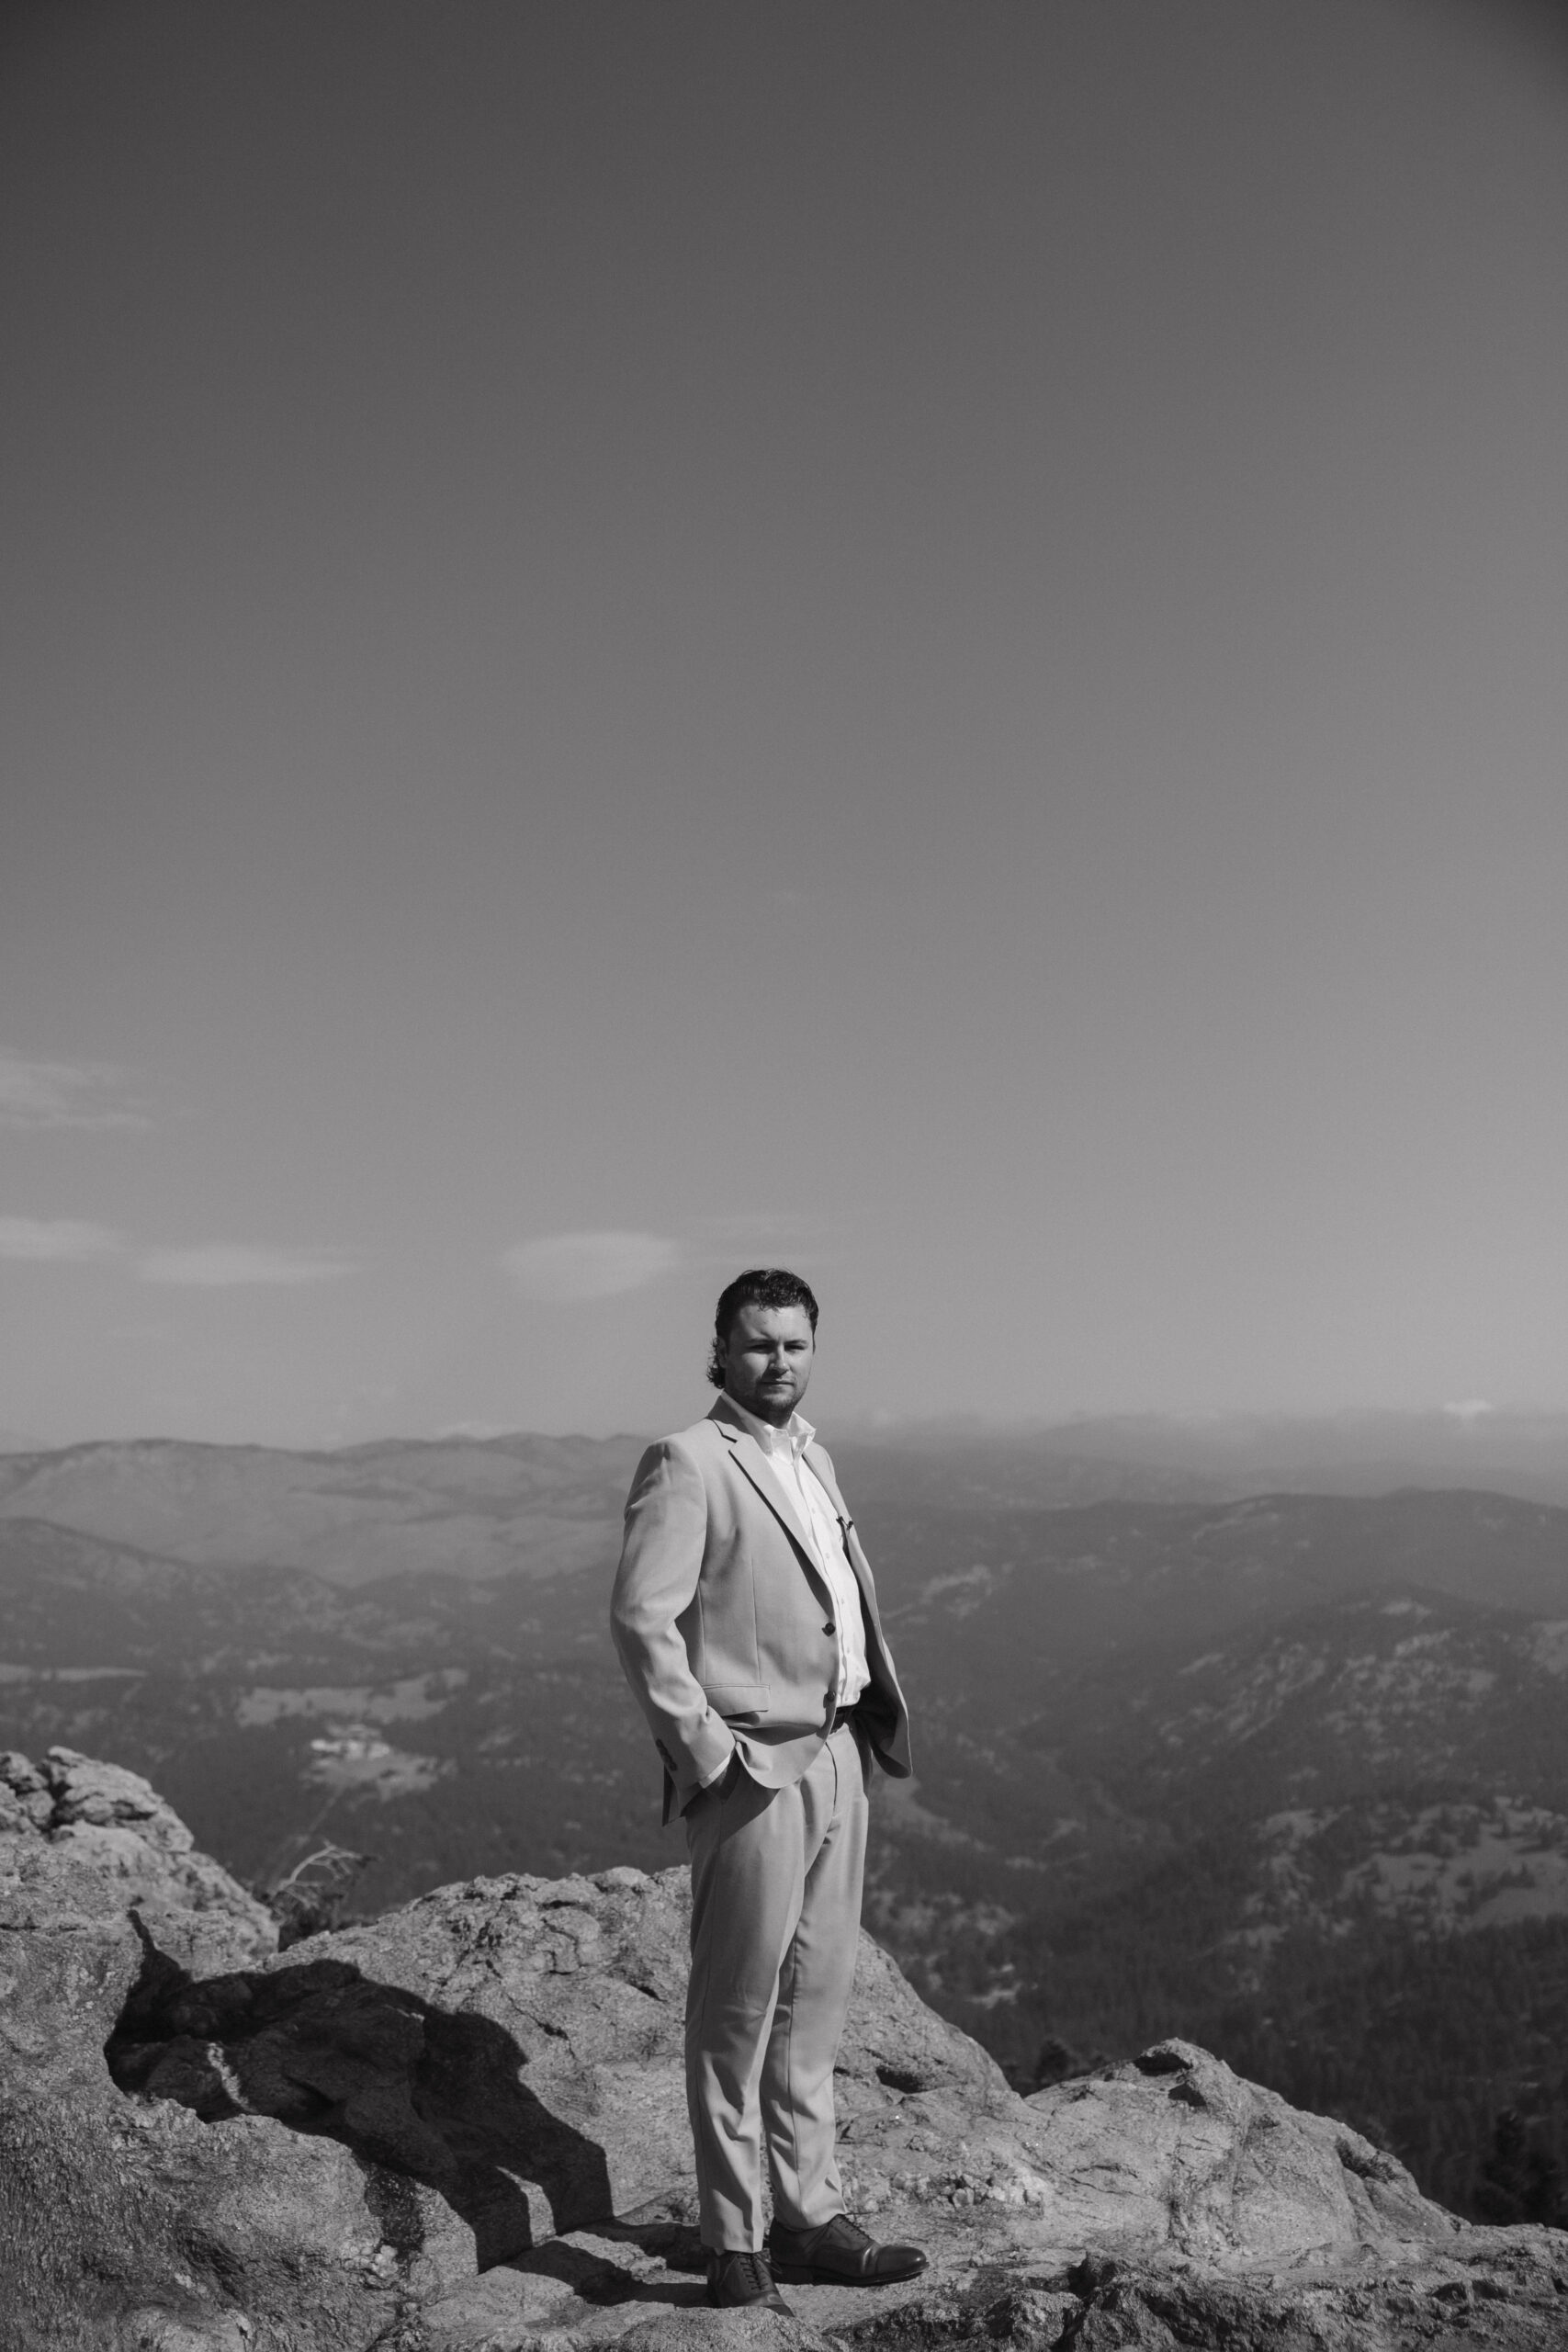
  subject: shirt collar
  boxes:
[719,1392,815,1459]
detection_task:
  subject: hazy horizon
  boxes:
[9,1399,1568,1467]
[6,2,1567,1448]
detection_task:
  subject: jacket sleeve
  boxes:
[609,1437,737,1799]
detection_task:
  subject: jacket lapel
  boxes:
[803,1441,881,1625]
[715,1418,818,1565]
[802,1442,848,1521]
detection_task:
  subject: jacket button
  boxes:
[824,1621,836,1635]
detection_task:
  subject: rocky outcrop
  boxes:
[0,1746,276,1969]
[2,1750,1565,2350]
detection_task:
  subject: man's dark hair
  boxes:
[706,1268,819,1387]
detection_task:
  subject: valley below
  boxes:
[4,1424,1567,2231]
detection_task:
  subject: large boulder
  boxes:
[3,1750,1566,2350]
[0,1745,276,1970]
[0,1749,384,2352]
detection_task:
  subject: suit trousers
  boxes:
[683,1721,868,2251]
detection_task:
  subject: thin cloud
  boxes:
[135,1244,357,1288]
[502,1230,679,1303]
[0,1051,149,1130]
[0,1216,123,1262]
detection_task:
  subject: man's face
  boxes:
[720,1302,816,1429]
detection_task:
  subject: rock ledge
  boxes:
[2,1748,1564,2351]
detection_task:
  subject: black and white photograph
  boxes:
[4,3,1568,2344]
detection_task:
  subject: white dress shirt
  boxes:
[720,1393,871,1709]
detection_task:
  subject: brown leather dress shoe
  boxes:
[706,2249,795,2313]
[768,2213,929,2286]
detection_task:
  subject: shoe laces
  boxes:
[825,2216,872,2251]
[723,2251,776,2295]
[794,2213,872,2257]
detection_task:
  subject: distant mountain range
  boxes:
[4,1424,1568,2221]
[840,1407,1568,1510]
[0,1431,648,1584]
[8,1404,1568,1563]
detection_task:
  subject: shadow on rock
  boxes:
[106,1912,614,2269]
[512,2231,710,2309]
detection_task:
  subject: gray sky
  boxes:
[4,0,1567,1446]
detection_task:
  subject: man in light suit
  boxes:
[611,1268,927,2314]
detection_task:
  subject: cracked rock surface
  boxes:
[4,1748,1567,2350]
[1,1745,276,1969]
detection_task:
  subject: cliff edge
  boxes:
[2,1747,1563,2351]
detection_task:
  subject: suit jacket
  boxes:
[610,1397,912,1822]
